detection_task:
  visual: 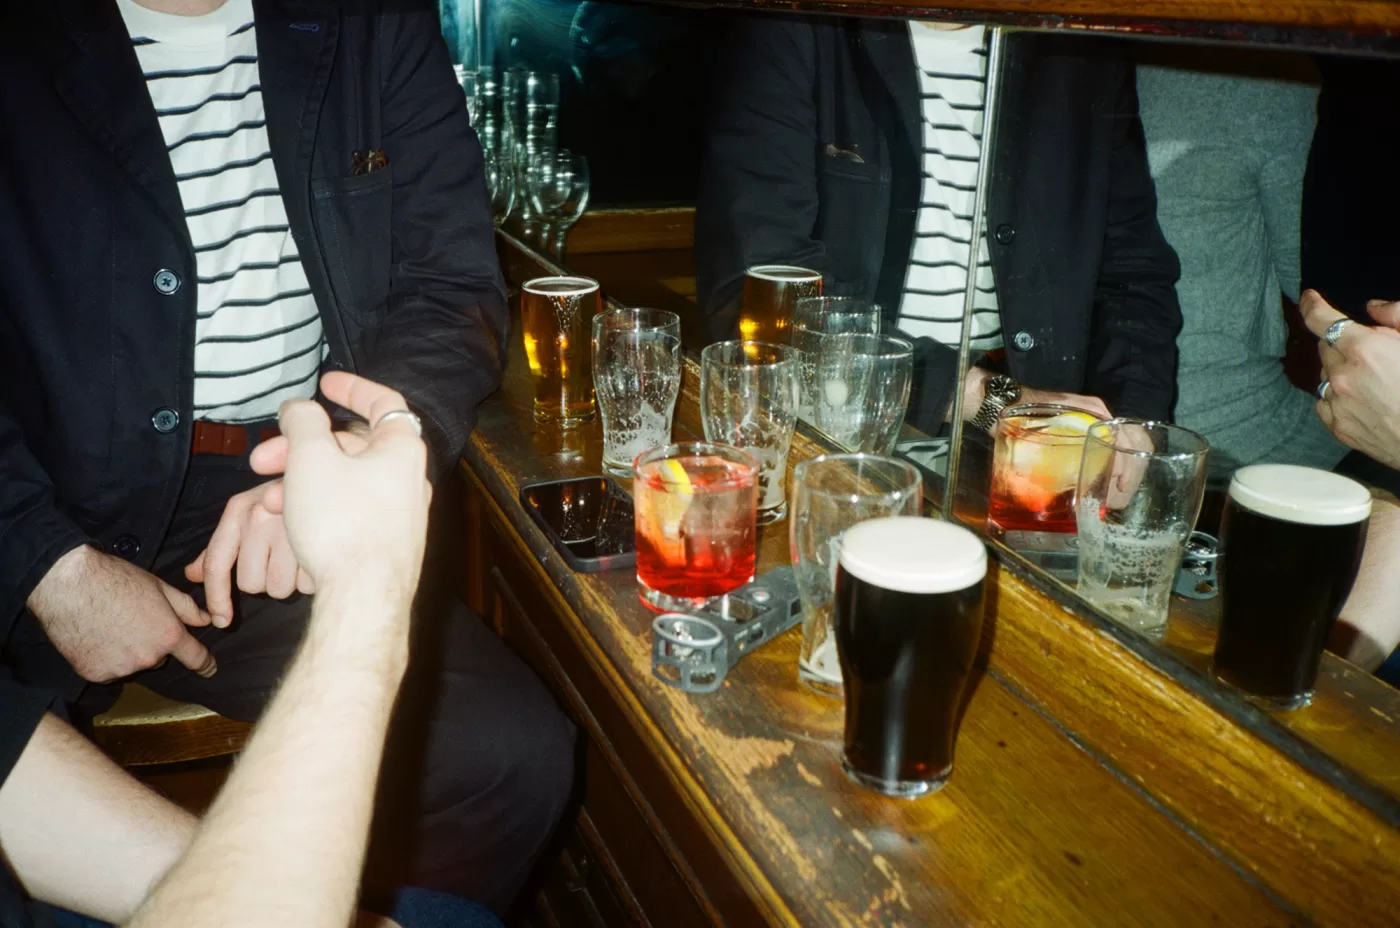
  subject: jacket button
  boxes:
[995,223,1016,246]
[151,407,180,433]
[1012,331,1036,351]
[111,534,141,559]
[152,269,182,295]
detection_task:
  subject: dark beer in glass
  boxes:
[1214,464,1370,709]
[834,516,986,797]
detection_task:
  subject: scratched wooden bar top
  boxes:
[461,237,1400,927]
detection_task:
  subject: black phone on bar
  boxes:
[519,477,636,573]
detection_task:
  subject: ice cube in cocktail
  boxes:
[988,407,1099,536]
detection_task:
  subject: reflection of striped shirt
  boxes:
[118,0,323,424]
[898,23,1002,352]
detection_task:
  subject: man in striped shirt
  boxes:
[697,18,1180,430]
[0,0,571,916]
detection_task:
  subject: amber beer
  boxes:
[522,276,601,423]
[740,265,821,345]
[834,517,986,797]
[1214,464,1370,709]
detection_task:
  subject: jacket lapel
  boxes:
[252,0,338,218]
[850,20,921,162]
[51,0,189,247]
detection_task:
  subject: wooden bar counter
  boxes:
[459,235,1400,927]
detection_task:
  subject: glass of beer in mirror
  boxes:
[835,517,987,797]
[740,265,822,345]
[1075,420,1210,639]
[1213,465,1370,710]
[791,454,923,696]
[522,276,601,424]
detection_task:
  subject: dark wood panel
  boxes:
[565,208,695,255]
[644,0,1400,49]
[464,230,1400,926]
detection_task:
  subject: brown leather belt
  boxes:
[192,420,280,457]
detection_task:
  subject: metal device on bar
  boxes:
[651,565,804,693]
[1174,531,1220,600]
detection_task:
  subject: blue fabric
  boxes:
[1377,645,1400,689]
[41,887,501,928]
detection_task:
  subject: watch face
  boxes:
[988,376,1020,403]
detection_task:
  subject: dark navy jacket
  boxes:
[0,0,507,644]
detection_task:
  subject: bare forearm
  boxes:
[0,714,195,923]
[131,584,410,928]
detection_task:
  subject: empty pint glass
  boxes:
[835,517,986,798]
[1075,420,1209,639]
[592,309,682,475]
[790,455,923,696]
[522,276,601,424]
[1214,464,1370,709]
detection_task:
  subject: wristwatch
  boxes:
[971,373,1021,432]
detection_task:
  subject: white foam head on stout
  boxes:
[1228,464,1372,526]
[839,516,987,594]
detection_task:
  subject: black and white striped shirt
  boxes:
[118,0,324,424]
[900,23,1002,352]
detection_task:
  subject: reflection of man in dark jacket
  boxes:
[697,17,1182,427]
[0,0,570,912]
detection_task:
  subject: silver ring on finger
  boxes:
[1323,319,1354,349]
[1316,379,1331,401]
[373,408,423,436]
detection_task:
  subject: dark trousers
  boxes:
[71,454,576,913]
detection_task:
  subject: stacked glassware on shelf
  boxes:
[454,65,590,257]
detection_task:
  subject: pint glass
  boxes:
[1214,464,1370,709]
[835,516,987,797]
[522,276,601,423]
[740,265,821,345]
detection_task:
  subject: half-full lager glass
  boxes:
[1214,464,1370,710]
[740,265,821,345]
[522,276,601,423]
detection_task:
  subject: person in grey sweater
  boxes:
[1138,51,1400,674]
[1137,51,1344,473]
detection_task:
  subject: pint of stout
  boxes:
[740,265,822,346]
[834,516,987,797]
[1214,464,1370,709]
[521,276,601,424]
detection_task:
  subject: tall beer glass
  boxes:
[791,297,881,420]
[1075,420,1209,639]
[699,341,800,524]
[522,276,600,424]
[791,455,922,696]
[741,265,822,345]
[592,308,682,475]
[835,516,987,797]
[1214,464,1370,709]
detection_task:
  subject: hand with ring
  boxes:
[248,372,433,599]
[1300,290,1400,469]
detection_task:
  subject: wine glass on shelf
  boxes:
[482,145,515,229]
[527,149,590,259]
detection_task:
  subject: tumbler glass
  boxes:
[1075,420,1210,639]
[740,265,822,345]
[810,333,914,455]
[521,276,601,424]
[591,308,682,476]
[790,454,923,696]
[988,404,1101,540]
[699,341,800,525]
[634,443,759,613]
[791,297,882,420]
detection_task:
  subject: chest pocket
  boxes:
[815,152,889,298]
[311,167,393,325]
